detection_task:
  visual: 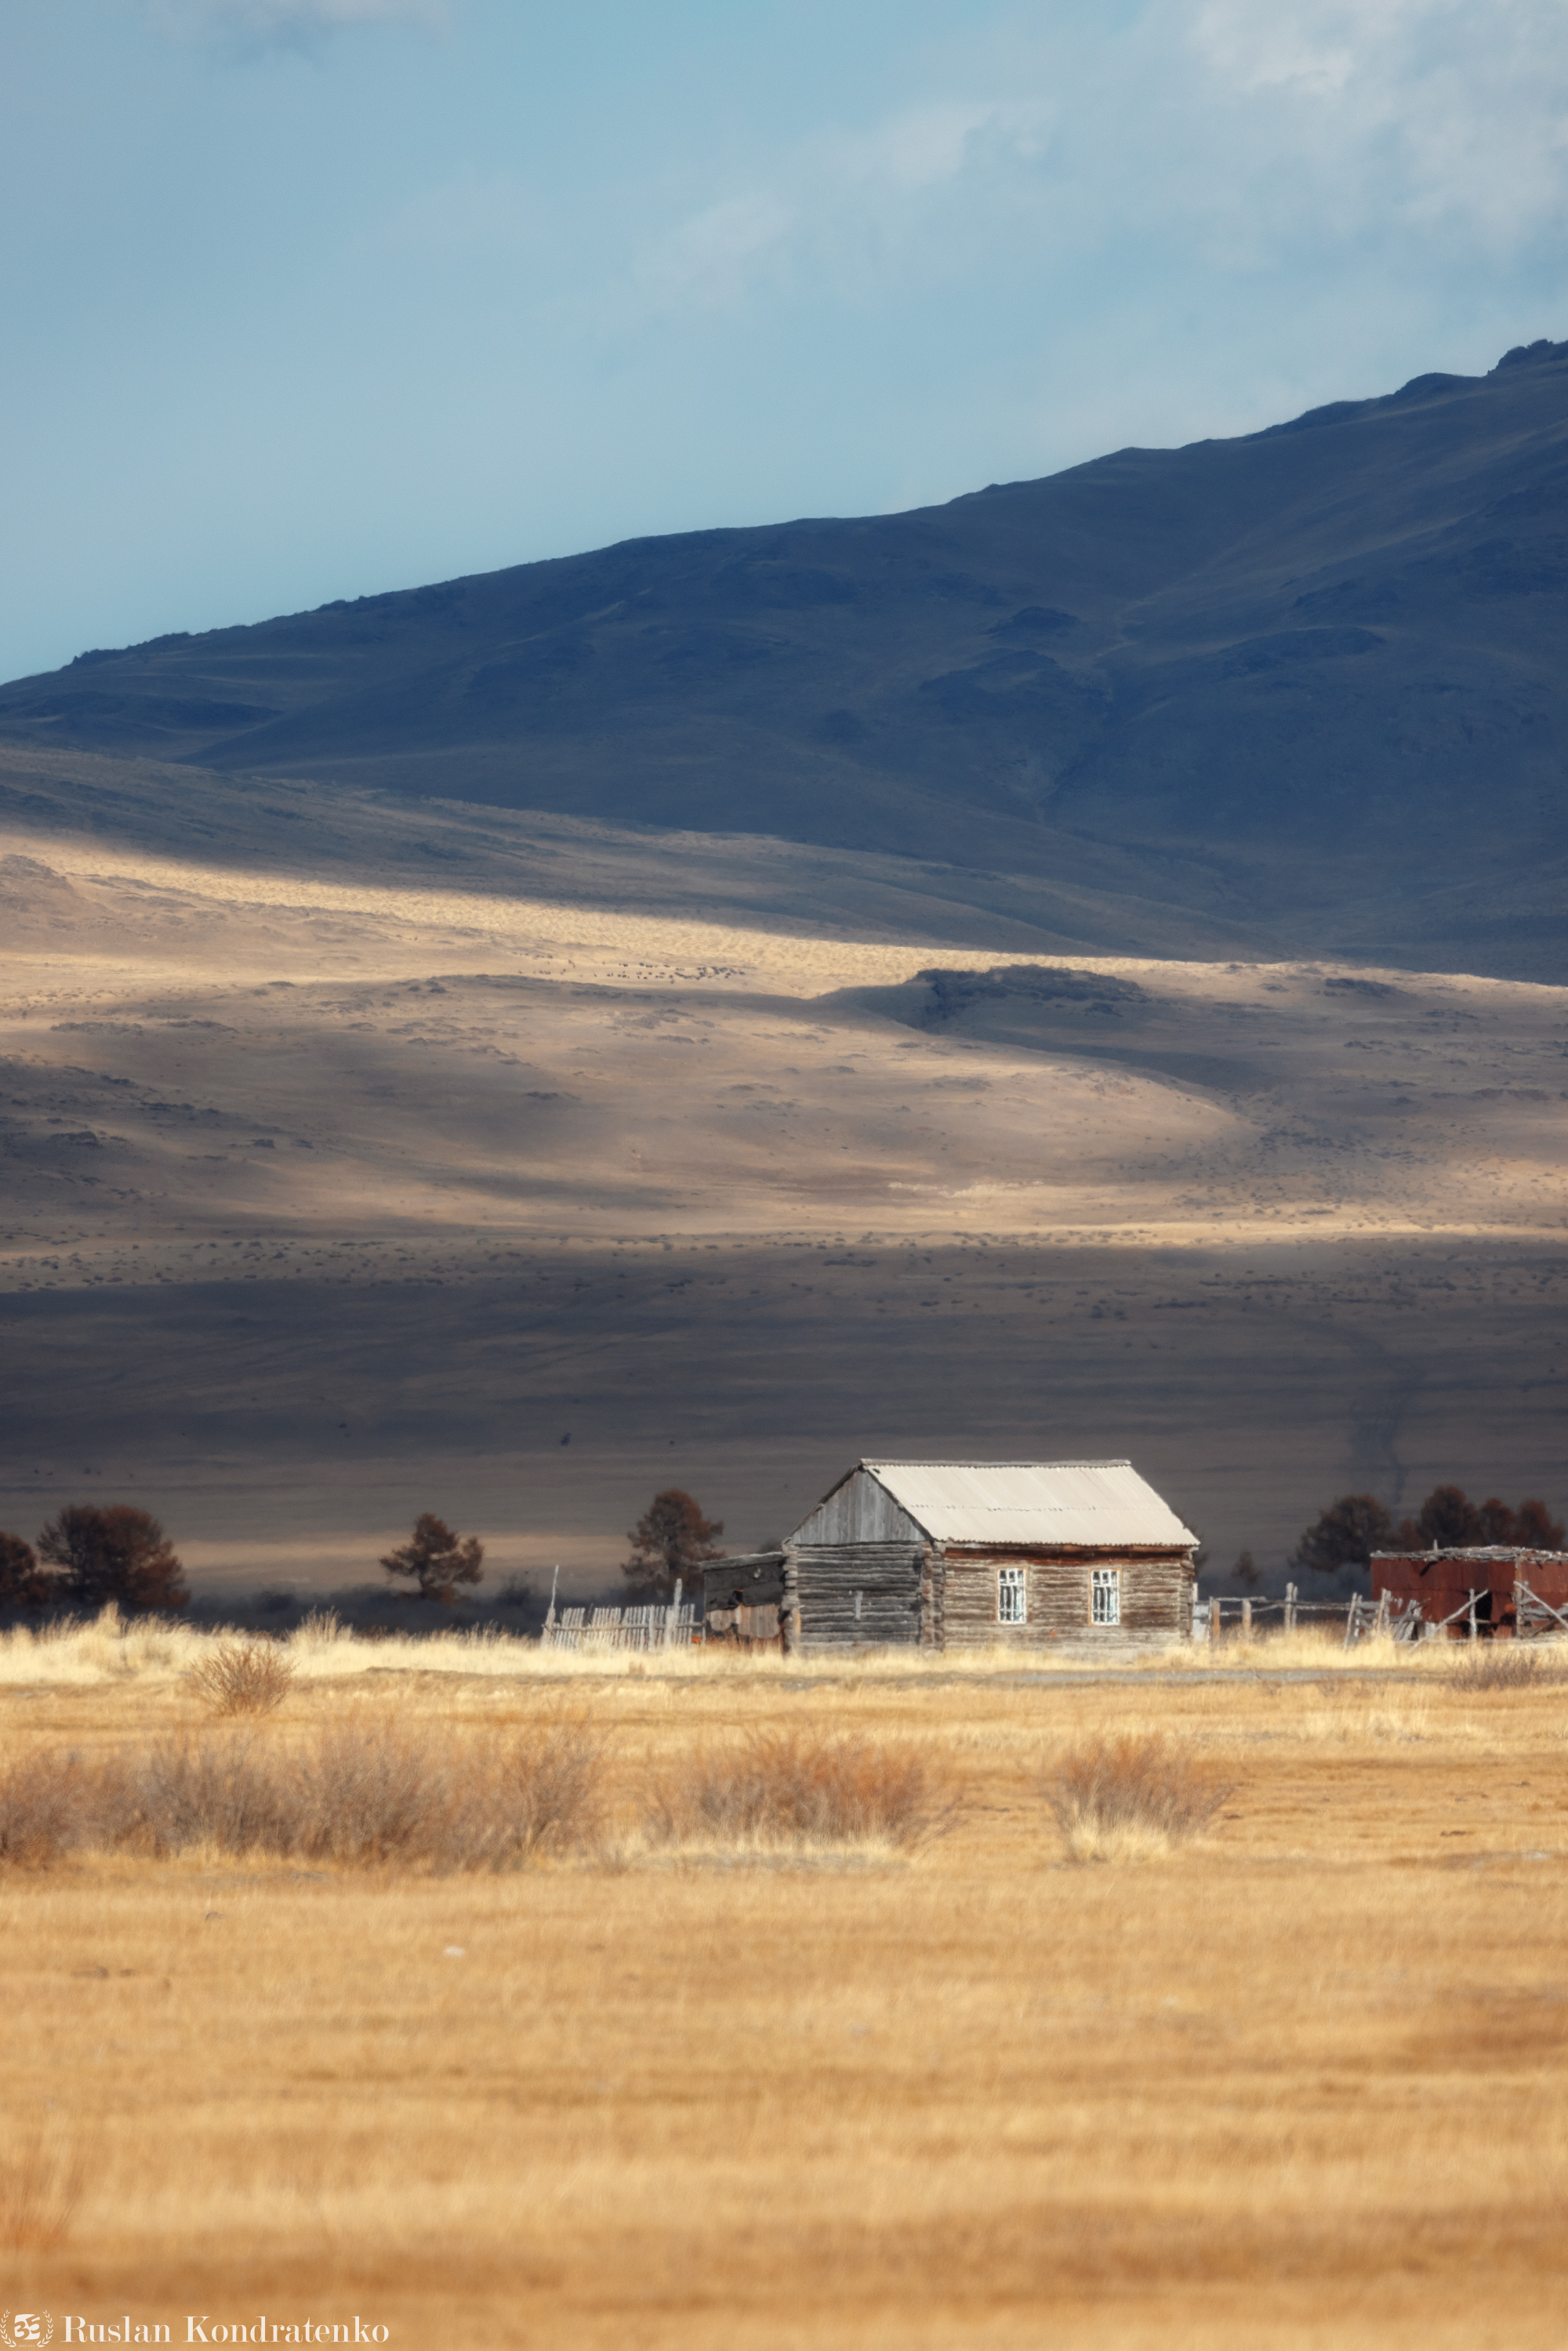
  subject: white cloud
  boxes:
[1187,0,1568,249]
[622,99,1050,326]
[637,190,799,318]
[608,0,1568,336]
[147,0,448,47]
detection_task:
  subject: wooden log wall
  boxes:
[939,1549,1194,1652]
[786,1543,924,1650]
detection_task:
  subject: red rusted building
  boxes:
[1371,1547,1568,1635]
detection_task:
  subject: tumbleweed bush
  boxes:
[187,1637,297,1715]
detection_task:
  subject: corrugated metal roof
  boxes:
[859,1460,1196,1549]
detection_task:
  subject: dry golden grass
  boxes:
[0,2121,85,2253]
[5,1627,1568,2346]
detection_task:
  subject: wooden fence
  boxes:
[540,1594,700,1652]
[1201,1580,1568,1648]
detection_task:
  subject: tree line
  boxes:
[5,1484,1559,1615]
[1291,1486,1565,1578]
[0,1485,728,1616]
[0,1506,190,1613]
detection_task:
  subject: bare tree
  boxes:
[37,1505,188,1612]
[379,1514,485,1606]
[1291,1494,1395,1579]
[1393,1484,1484,1551]
[623,1489,724,1599]
[1513,1497,1567,1548]
[0,1530,51,1613]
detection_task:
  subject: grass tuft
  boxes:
[650,1729,947,1852]
[1450,1643,1554,1694]
[1044,1733,1232,1863]
[187,1637,297,1716]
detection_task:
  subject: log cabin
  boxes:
[777,1459,1199,1654]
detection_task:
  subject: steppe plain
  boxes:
[1,738,1565,1586]
[5,1620,1568,2351]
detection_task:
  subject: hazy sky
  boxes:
[4,0,1565,679]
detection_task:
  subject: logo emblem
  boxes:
[1,2318,54,2347]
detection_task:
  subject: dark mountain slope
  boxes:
[4,338,1566,972]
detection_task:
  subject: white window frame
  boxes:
[997,1566,1026,1625]
[1091,1567,1121,1627]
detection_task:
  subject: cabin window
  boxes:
[997,1566,1026,1624]
[1091,1567,1121,1626]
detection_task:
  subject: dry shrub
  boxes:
[1044,1733,1232,1863]
[0,2124,85,2250]
[1450,1643,1553,1694]
[651,1730,946,1851]
[0,1750,129,1868]
[187,1638,296,1716]
[273,1718,601,1867]
[0,1718,601,1873]
[127,1717,601,1870]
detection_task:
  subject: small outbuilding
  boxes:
[702,1551,788,1648]
[1372,1546,1568,1636]
[777,1459,1198,1654]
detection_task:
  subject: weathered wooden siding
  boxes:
[785,1541,924,1650]
[920,1547,946,1651]
[706,1601,782,1649]
[789,1469,924,1549]
[942,1549,1192,1649]
[703,1555,786,1612]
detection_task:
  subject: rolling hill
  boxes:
[3,336,1566,976]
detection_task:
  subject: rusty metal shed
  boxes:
[781,1459,1198,1653]
[1372,1547,1568,1635]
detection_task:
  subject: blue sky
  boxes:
[3,0,1566,680]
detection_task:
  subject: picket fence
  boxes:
[540,1601,700,1652]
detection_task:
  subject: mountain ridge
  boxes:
[4,337,1566,976]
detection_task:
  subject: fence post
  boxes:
[1284,1581,1298,1636]
[1209,1595,1221,1645]
[1241,1598,1252,1639]
[668,1576,683,1651]
[1468,1588,1479,1644]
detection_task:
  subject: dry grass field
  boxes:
[5,1615,1568,2349]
